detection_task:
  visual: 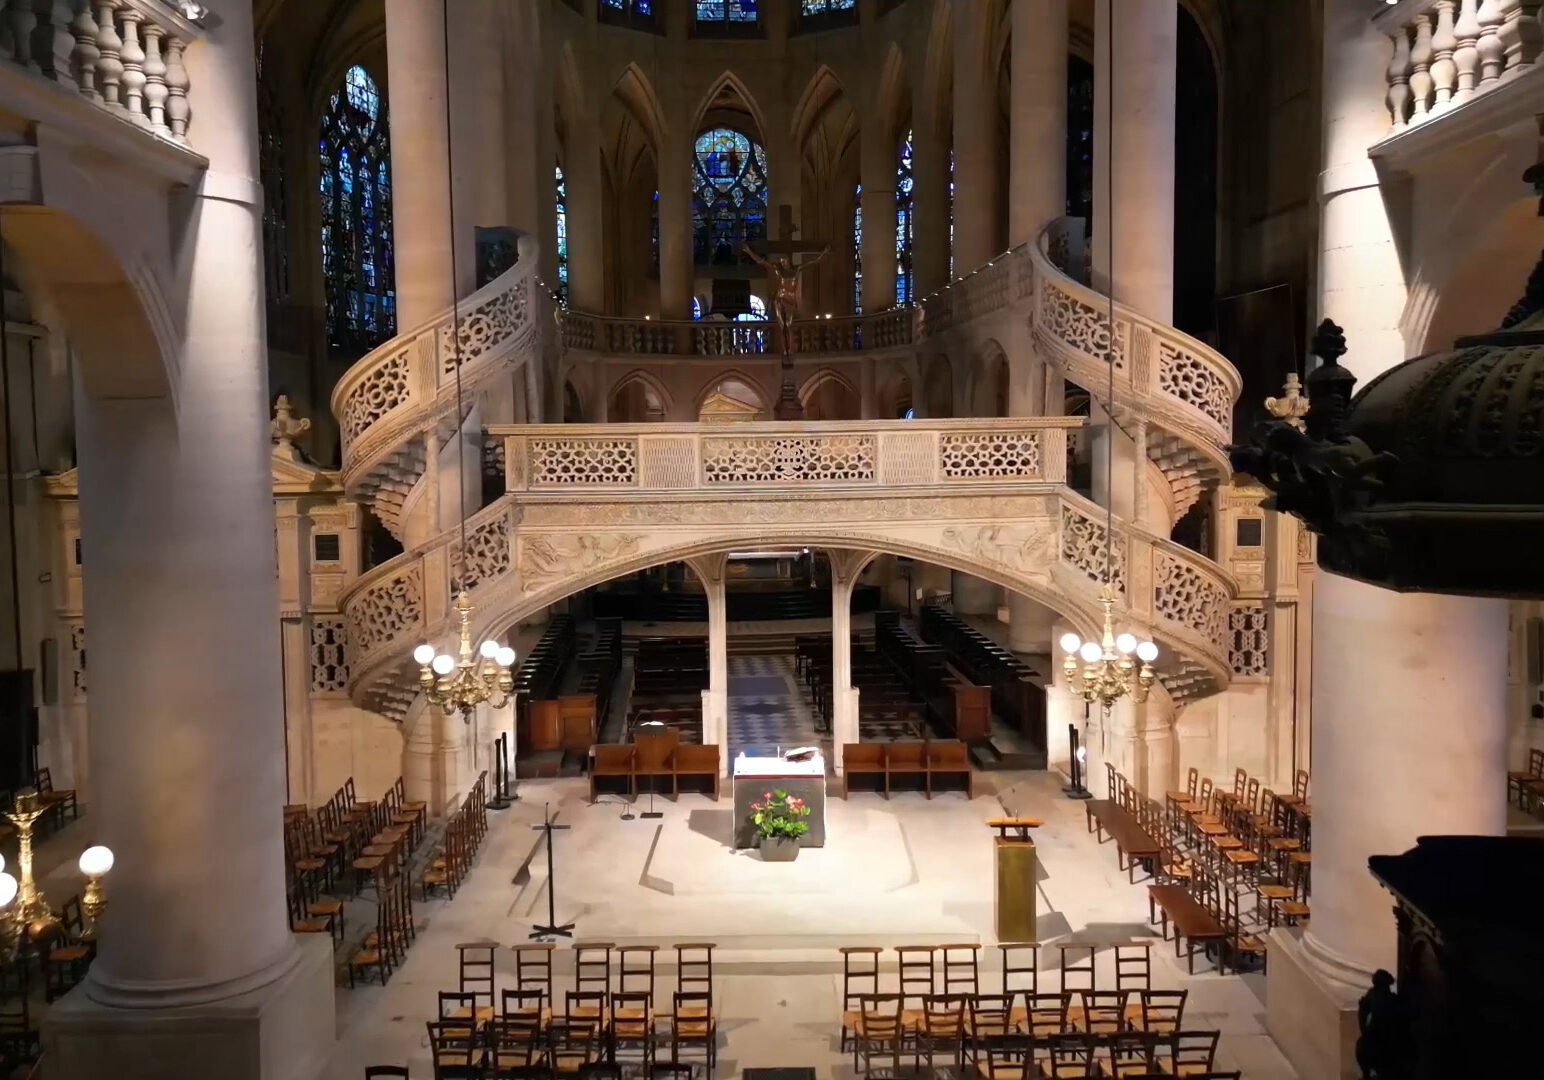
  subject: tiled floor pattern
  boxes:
[726,655,826,761]
[328,771,1299,1079]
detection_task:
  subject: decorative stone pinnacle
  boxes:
[1265,373,1311,432]
[270,395,311,457]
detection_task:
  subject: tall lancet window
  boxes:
[852,182,863,311]
[692,127,768,266]
[555,164,569,301]
[257,60,287,312]
[320,64,394,354]
[947,149,955,280]
[895,130,916,306]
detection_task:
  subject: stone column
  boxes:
[1046,620,1077,772]
[859,116,898,313]
[657,126,695,319]
[1091,0,1176,322]
[911,122,951,297]
[43,1,333,1075]
[1009,0,1068,246]
[829,551,872,774]
[564,116,606,314]
[689,555,729,769]
[1269,573,1508,1079]
[860,357,878,420]
[386,0,477,325]
[952,1,1003,273]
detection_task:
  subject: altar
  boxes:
[731,748,827,849]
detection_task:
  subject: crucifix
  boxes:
[742,204,828,419]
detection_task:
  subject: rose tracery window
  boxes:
[320,64,394,355]
[692,127,768,266]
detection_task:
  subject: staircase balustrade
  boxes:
[1378,0,1541,132]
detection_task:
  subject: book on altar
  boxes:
[784,746,819,761]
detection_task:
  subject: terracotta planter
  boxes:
[758,836,800,862]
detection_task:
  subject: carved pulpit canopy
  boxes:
[1230,169,1544,597]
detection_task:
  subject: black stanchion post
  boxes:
[1063,721,1092,800]
[489,732,511,810]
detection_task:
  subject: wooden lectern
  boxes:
[987,818,1042,941]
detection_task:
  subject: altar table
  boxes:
[732,750,827,849]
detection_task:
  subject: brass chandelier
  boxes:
[1056,17,1159,717]
[411,5,515,720]
[1059,585,1157,714]
[414,592,516,719]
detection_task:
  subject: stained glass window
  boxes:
[737,295,768,321]
[692,127,768,266]
[692,297,703,319]
[852,182,863,311]
[695,0,758,26]
[895,130,915,306]
[948,149,956,279]
[1068,56,1094,218]
[599,0,656,29]
[800,0,856,29]
[320,64,394,354]
[555,165,568,300]
[651,189,660,273]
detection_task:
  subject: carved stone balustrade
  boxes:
[0,0,202,145]
[1378,0,1541,132]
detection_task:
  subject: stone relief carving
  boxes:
[942,525,1054,579]
[518,534,644,594]
[516,495,1052,528]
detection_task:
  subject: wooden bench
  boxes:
[1147,884,1227,973]
[839,741,972,799]
[1085,799,1162,883]
[586,742,721,802]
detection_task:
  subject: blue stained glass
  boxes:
[853,183,863,311]
[693,127,768,266]
[736,295,767,321]
[802,0,854,13]
[895,130,915,306]
[692,297,703,319]
[555,165,569,298]
[696,0,756,21]
[320,65,394,354]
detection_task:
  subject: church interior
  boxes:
[0,0,1540,1077]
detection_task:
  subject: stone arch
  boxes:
[798,368,861,420]
[968,341,1010,418]
[562,380,584,423]
[1,203,172,401]
[611,62,666,155]
[476,530,1102,648]
[689,71,769,145]
[915,0,954,147]
[922,353,954,418]
[871,43,911,152]
[553,41,588,143]
[791,65,847,152]
[877,365,914,419]
[696,368,769,415]
[608,369,673,421]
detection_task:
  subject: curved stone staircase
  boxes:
[332,222,1243,722]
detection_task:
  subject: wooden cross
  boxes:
[757,204,826,261]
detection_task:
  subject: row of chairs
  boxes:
[421,774,490,901]
[1508,747,1544,812]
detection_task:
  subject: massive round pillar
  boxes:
[43,1,333,1075]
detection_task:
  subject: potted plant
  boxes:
[748,789,810,861]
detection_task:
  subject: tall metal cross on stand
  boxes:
[746,204,828,420]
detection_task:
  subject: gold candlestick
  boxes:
[77,845,114,940]
[4,790,59,942]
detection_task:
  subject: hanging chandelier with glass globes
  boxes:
[1059,585,1159,714]
[414,591,517,720]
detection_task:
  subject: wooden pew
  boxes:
[839,741,972,799]
[1147,883,1228,973]
[1085,799,1163,883]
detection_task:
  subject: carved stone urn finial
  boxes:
[1264,372,1311,432]
[270,395,310,458]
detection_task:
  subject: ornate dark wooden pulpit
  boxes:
[1367,835,1544,1079]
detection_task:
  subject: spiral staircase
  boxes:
[331,220,1243,723]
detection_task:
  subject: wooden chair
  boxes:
[1166,1030,1221,1075]
[938,942,980,998]
[486,1016,547,1076]
[850,993,902,1077]
[1056,943,1096,996]
[1000,942,1039,1028]
[457,942,497,1020]
[502,988,550,1029]
[672,943,714,1013]
[34,767,77,825]
[914,993,968,1074]
[1134,989,1187,1035]
[426,1019,484,1080]
[1023,991,1071,1038]
[547,1019,601,1077]
[842,742,887,797]
[667,991,716,1071]
[608,990,656,1069]
[347,893,393,986]
[45,895,92,1002]
[895,944,936,1031]
[514,943,556,1014]
[1040,1032,1099,1078]
[974,1033,1032,1080]
[1074,990,1128,1036]
[839,945,882,1051]
[967,992,1016,1045]
[1104,1031,1162,1078]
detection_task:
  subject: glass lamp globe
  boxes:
[78,845,114,877]
[413,644,435,665]
[0,872,17,908]
[1136,641,1159,663]
[1116,633,1137,655]
[479,640,499,660]
[1058,632,1082,654]
[1078,642,1102,663]
[495,647,517,667]
[431,654,456,676]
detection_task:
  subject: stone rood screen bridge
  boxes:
[340,417,1235,768]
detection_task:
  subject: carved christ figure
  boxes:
[741,242,828,351]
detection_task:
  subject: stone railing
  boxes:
[1031,220,1241,452]
[0,0,203,145]
[498,418,1079,493]
[560,308,914,359]
[332,255,543,493]
[1376,0,1542,132]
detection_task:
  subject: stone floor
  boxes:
[327,770,1298,1078]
